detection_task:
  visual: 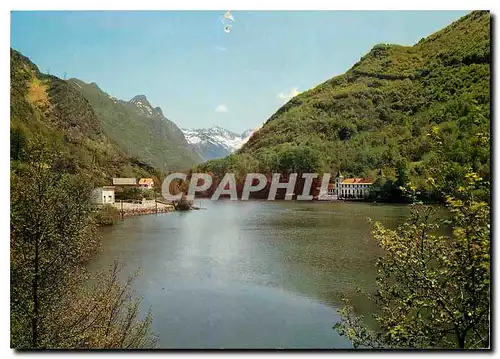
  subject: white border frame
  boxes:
[3,2,498,358]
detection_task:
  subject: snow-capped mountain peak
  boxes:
[181,126,258,161]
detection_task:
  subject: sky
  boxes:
[11,10,469,133]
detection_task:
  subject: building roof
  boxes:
[102,186,115,190]
[112,178,137,185]
[138,178,154,185]
[342,178,372,184]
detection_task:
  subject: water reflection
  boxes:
[90,200,410,348]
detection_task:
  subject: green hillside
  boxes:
[196,11,490,199]
[67,79,203,172]
[10,48,160,186]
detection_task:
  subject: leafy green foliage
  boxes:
[334,109,490,348]
[333,61,491,346]
[10,150,157,348]
[10,126,27,161]
[94,204,121,226]
[172,194,193,211]
[334,171,490,348]
[368,167,410,203]
[197,11,490,202]
[115,187,143,201]
[142,189,156,200]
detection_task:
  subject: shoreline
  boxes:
[112,200,176,218]
[121,205,175,218]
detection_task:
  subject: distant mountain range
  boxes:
[181,126,258,161]
[66,80,203,172]
[11,45,258,177]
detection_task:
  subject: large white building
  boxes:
[321,171,373,200]
[334,171,372,199]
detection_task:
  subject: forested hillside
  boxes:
[10,48,160,186]
[67,79,203,172]
[196,11,490,200]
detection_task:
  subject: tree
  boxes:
[48,261,157,348]
[368,177,385,201]
[142,189,156,201]
[394,160,409,190]
[10,126,27,161]
[333,172,490,348]
[172,194,193,211]
[115,187,143,201]
[10,149,157,348]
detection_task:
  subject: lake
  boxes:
[88,200,410,349]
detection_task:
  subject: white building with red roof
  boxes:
[334,170,372,199]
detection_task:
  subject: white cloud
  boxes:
[215,104,228,113]
[277,87,301,100]
[215,46,227,51]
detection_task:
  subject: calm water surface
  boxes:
[88,200,410,349]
